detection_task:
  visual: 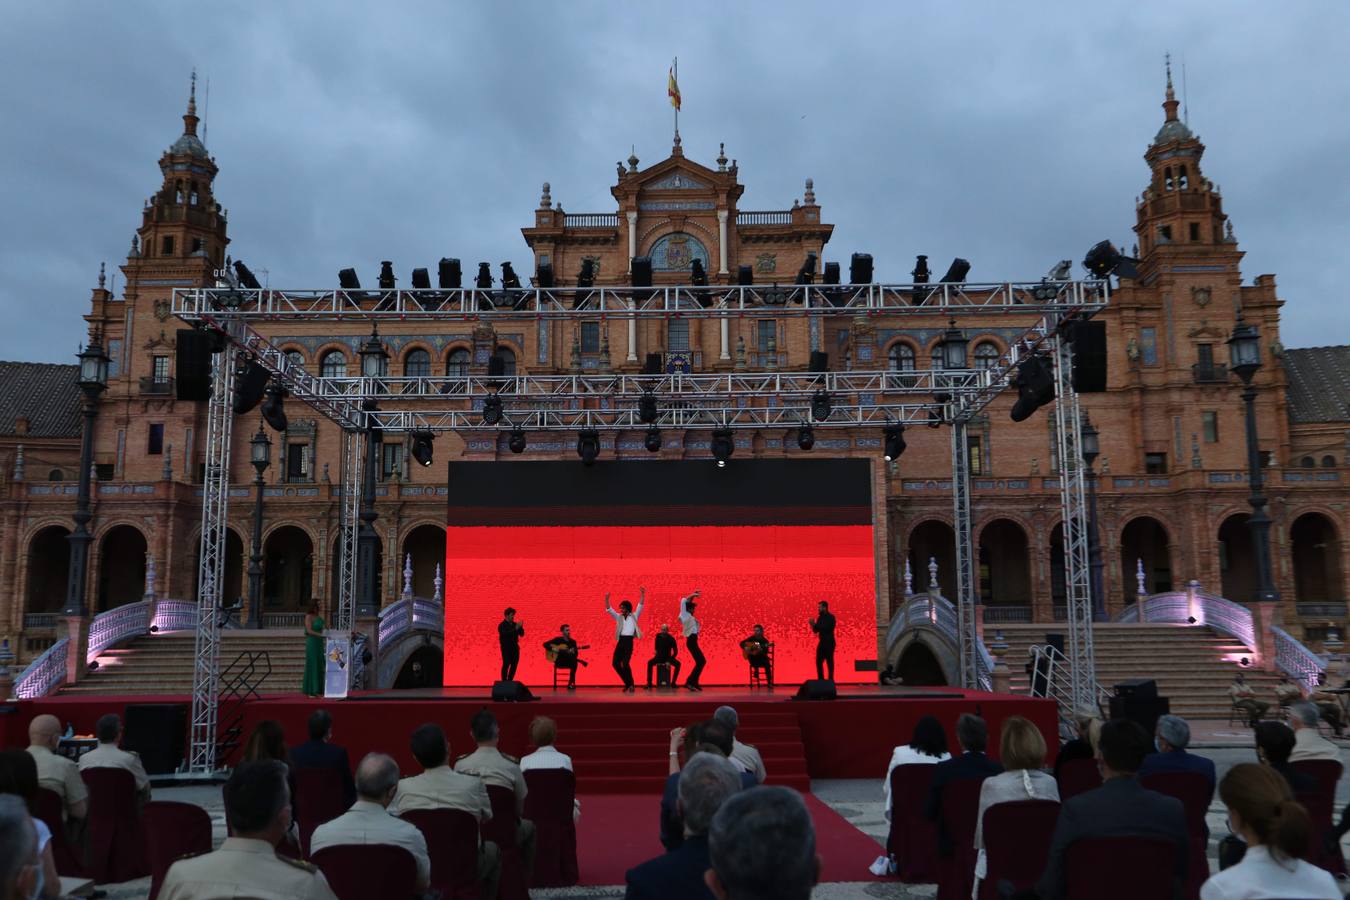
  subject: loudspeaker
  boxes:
[794,680,837,701]
[1109,695,1170,736]
[822,262,840,285]
[631,257,653,288]
[410,268,431,289]
[809,351,829,373]
[1114,678,1158,701]
[737,265,754,286]
[232,360,270,415]
[123,703,187,774]
[176,329,216,401]
[644,353,663,376]
[438,258,462,290]
[491,680,537,702]
[849,253,873,285]
[487,355,506,378]
[1069,320,1108,393]
[536,262,554,288]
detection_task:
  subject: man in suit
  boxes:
[712,706,766,784]
[646,624,682,689]
[924,713,1002,854]
[625,752,742,899]
[288,709,356,810]
[1139,714,1217,791]
[809,601,836,681]
[1036,718,1189,900]
[498,608,524,681]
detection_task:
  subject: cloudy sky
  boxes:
[3,1,1348,363]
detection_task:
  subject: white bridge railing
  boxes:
[14,638,69,699]
[379,597,444,647]
[86,601,152,664]
[888,590,994,691]
[1271,626,1327,690]
[1114,580,1257,649]
[151,600,197,633]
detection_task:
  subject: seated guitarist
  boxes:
[741,624,772,688]
[645,624,682,689]
[544,624,583,690]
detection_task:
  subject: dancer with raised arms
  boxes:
[678,590,704,692]
[604,588,645,693]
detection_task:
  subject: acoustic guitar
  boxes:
[741,641,768,660]
[545,641,591,666]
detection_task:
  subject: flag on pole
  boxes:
[668,64,681,111]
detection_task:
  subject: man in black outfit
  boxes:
[809,601,836,681]
[741,625,772,688]
[679,591,704,691]
[544,624,580,690]
[924,714,1002,854]
[288,708,356,809]
[498,607,524,681]
[647,624,682,689]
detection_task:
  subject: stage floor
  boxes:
[345,684,971,702]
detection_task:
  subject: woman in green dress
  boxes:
[302,598,326,696]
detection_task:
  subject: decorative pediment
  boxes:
[647,171,709,190]
[143,329,174,351]
[1186,320,1228,340]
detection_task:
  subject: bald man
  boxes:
[26,715,86,823]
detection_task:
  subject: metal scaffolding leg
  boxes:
[1051,332,1097,711]
[335,429,362,638]
[187,342,237,774]
[951,417,980,689]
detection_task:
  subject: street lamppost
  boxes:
[1080,415,1105,619]
[64,339,110,616]
[356,328,389,619]
[1228,316,1279,602]
[246,423,271,628]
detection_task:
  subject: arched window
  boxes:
[1178,166,1189,190]
[446,348,470,377]
[1323,455,1338,468]
[320,350,347,378]
[1302,457,1316,468]
[973,342,1000,370]
[1163,167,1174,191]
[930,345,945,371]
[493,347,517,377]
[48,469,63,482]
[888,343,916,372]
[284,350,305,370]
[404,349,431,377]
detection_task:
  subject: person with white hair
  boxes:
[1139,714,1217,792]
[706,786,821,900]
[713,707,766,784]
[1288,701,1341,762]
[0,796,38,900]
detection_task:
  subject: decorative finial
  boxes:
[1225,220,1236,242]
[539,182,552,209]
[717,142,728,172]
[1162,52,1180,123]
[928,556,940,594]
[98,262,106,289]
[433,563,444,603]
[183,69,200,135]
[628,147,639,173]
[617,161,626,179]
[1136,558,1147,597]
[903,558,914,596]
[672,130,682,155]
[129,234,140,258]
[402,553,414,601]
[803,178,815,204]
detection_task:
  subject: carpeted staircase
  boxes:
[59,631,306,696]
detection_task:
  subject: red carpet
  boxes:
[574,791,883,886]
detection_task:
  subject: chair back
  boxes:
[1140,771,1213,899]
[524,768,579,887]
[1295,788,1346,876]
[978,799,1059,900]
[1056,757,1102,801]
[886,763,940,884]
[80,767,148,884]
[312,844,418,900]
[143,801,212,900]
[936,776,989,900]
[400,808,479,895]
[1291,759,1343,798]
[1064,835,1178,900]
[294,767,350,855]
[33,787,84,877]
[482,784,519,849]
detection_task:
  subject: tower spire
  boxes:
[1162,52,1180,123]
[183,69,200,137]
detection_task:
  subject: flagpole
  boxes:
[673,57,679,145]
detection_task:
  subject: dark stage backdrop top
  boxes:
[446,458,871,526]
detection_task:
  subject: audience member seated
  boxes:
[706,786,820,900]
[882,715,950,822]
[0,751,60,898]
[625,752,742,900]
[1288,701,1341,762]
[25,715,86,826]
[289,710,356,809]
[519,717,580,821]
[1035,718,1189,900]
[77,713,151,804]
[1051,709,1101,780]
[1200,762,1339,900]
[1140,714,1218,791]
[0,795,40,900]
[662,722,757,852]
[1254,721,1319,793]
[389,723,499,898]
[1308,674,1346,737]
[240,719,301,852]
[1275,673,1304,713]
[310,753,430,894]
[1230,673,1270,728]
[973,715,1058,894]
[454,709,537,876]
[925,714,1002,853]
[713,707,766,784]
[161,760,336,899]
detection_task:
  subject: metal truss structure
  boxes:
[333,430,363,636]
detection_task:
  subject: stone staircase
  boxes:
[990,623,1284,720]
[59,631,307,696]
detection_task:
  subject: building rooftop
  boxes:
[1284,346,1350,424]
[0,362,82,438]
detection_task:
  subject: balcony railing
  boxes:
[983,606,1033,624]
[736,211,792,226]
[1191,363,1229,384]
[138,376,175,395]
[1297,602,1348,619]
[262,612,306,629]
[563,213,618,228]
[22,614,58,630]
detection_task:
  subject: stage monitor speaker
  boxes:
[1114,678,1158,701]
[794,680,837,701]
[849,253,873,285]
[232,360,270,415]
[631,257,653,288]
[487,355,506,378]
[737,264,754,286]
[1069,320,1108,393]
[491,680,537,702]
[822,262,840,285]
[809,351,829,373]
[644,353,663,376]
[176,329,216,401]
[123,703,187,774]
[1109,695,1170,736]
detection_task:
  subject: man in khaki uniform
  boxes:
[1229,673,1269,728]
[392,723,500,899]
[311,753,431,893]
[25,715,87,823]
[161,760,335,900]
[454,709,537,879]
[77,713,151,801]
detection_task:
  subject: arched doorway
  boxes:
[978,519,1032,608]
[1291,513,1344,604]
[897,641,947,686]
[394,644,444,689]
[906,520,956,599]
[401,525,446,599]
[1218,514,1258,602]
[97,525,147,611]
[328,535,383,610]
[1121,517,1172,598]
[190,529,246,606]
[263,526,314,612]
[26,526,71,615]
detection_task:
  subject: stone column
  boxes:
[626,211,638,270]
[1251,601,1281,670]
[717,210,729,274]
[719,314,730,361]
[627,299,638,362]
[63,615,89,686]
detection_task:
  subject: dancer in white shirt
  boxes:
[678,590,704,692]
[605,589,645,693]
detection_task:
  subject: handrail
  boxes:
[1271,626,1327,690]
[379,597,444,646]
[151,600,197,633]
[15,638,69,699]
[86,601,151,664]
[1027,642,1110,735]
[1115,581,1256,649]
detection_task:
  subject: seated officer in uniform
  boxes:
[160,760,336,899]
[77,713,151,803]
[454,709,538,879]
[391,723,500,900]
[740,625,772,688]
[25,715,87,826]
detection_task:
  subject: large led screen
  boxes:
[444,459,876,686]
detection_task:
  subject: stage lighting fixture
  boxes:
[912,255,931,284]
[508,427,527,454]
[536,261,554,288]
[811,391,831,421]
[576,258,595,288]
[260,384,288,432]
[690,258,708,286]
[809,351,829,374]
[884,424,907,462]
[482,393,503,425]
[631,257,653,288]
[1009,354,1056,422]
[411,268,431,289]
[644,353,663,376]
[797,424,815,451]
[577,429,600,466]
[927,408,943,429]
[438,258,462,289]
[823,262,840,285]
[638,392,658,424]
[1082,240,1139,280]
[338,268,361,290]
[233,359,270,415]
[711,428,735,468]
[233,260,262,290]
[501,261,522,290]
[410,432,435,467]
[644,426,662,453]
[795,252,818,285]
[378,261,396,290]
[940,319,969,370]
[849,253,873,285]
[1047,260,1073,281]
[737,264,754,286]
[940,258,971,283]
[475,262,493,289]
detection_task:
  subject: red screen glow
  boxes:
[443,524,875,686]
